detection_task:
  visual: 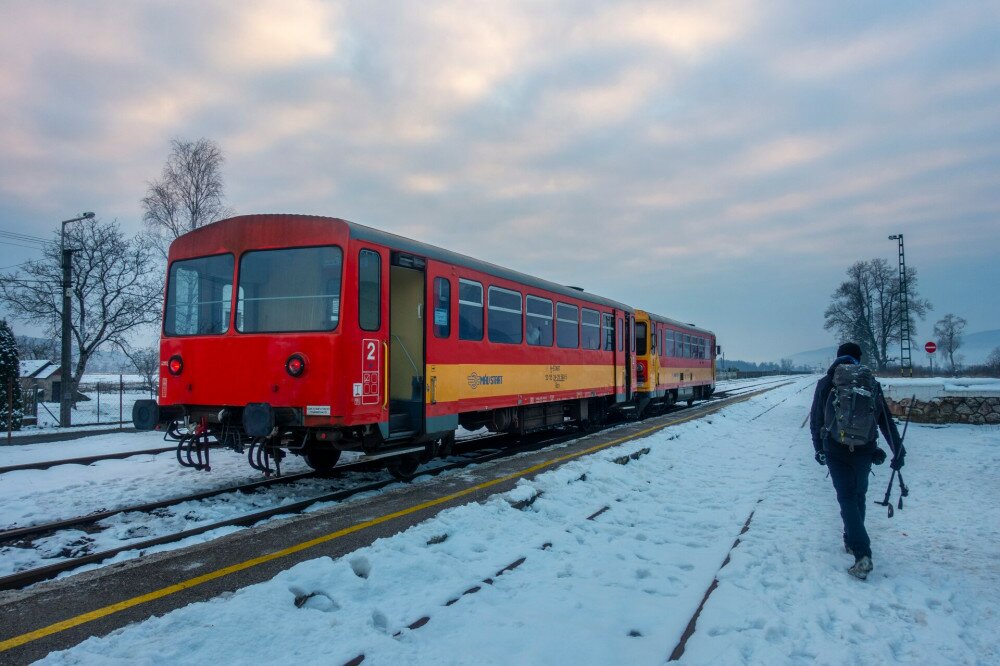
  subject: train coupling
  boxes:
[133,400,186,431]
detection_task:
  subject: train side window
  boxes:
[458,279,484,341]
[488,286,522,344]
[684,334,691,358]
[617,318,623,351]
[635,322,647,355]
[602,313,614,351]
[358,249,380,331]
[433,277,450,338]
[581,308,600,350]
[526,296,553,346]
[556,303,579,348]
[651,325,658,354]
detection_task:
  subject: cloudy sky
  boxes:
[1,0,998,362]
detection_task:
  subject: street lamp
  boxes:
[60,211,96,427]
[888,234,912,377]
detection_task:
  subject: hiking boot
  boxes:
[848,556,873,580]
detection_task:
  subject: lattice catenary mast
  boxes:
[888,234,912,377]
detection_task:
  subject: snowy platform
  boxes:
[2,379,997,664]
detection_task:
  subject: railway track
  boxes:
[0,377,799,476]
[0,446,179,475]
[0,431,560,591]
[0,383,798,592]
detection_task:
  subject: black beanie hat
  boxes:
[837,342,862,360]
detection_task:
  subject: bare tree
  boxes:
[824,258,931,370]
[985,346,1000,374]
[0,221,162,405]
[15,335,59,360]
[142,137,230,257]
[126,346,159,396]
[933,313,967,373]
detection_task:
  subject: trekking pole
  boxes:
[875,394,915,518]
[893,395,914,508]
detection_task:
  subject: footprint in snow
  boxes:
[293,591,341,612]
[350,555,372,579]
[371,609,388,632]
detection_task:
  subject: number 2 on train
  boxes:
[361,339,381,405]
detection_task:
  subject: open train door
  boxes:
[387,252,426,439]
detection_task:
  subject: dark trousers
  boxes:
[826,449,873,559]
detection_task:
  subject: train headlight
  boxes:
[286,354,306,377]
[167,355,184,376]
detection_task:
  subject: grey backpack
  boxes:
[823,364,880,450]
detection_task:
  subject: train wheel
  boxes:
[388,454,421,481]
[304,446,342,472]
[686,398,695,407]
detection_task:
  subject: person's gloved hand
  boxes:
[873,447,887,466]
[815,451,827,466]
[890,448,906,470]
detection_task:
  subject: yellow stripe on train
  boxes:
[426,364,615,402]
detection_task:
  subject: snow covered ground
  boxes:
[0,431,170,467]
[35,376,999,664]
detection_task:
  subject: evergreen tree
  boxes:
[0,319,24,431]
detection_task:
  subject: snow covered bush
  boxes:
[0,319,24,431]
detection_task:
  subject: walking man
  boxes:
[810,342,905,580]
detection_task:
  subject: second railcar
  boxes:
[634,310,716,414]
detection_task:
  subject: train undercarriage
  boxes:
[134,388,713,480]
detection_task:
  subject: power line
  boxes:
[0,229,48,244]
[0,240,45,251]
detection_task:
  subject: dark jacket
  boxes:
[810,356,902,456]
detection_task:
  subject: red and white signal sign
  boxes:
[925,341,937,354]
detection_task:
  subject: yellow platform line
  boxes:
[1,396,752,653]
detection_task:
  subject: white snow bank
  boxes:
[881,377,1000,400]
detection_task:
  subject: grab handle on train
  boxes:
[382,340,389,410]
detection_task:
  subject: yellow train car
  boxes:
[634,310,717,415]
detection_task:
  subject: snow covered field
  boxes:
[35,377,999,665]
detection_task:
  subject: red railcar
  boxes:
[134,214,644,473]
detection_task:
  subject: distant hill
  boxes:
[15,334,137,372]
[958,329,1000,365]
[787,329,1000,369]
[786,346,838,371]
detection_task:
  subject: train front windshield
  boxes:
[236,246,343,333]
[165,254,235,336]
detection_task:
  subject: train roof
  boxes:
[636,309,715,337]
[180,213,635,311]
[347,220,629,311]
[298,215,634,313]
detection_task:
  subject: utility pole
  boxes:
[888,234,912,377]
[59,212,95,427]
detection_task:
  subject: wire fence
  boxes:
[19,376,155,430]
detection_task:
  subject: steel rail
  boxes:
[0,447,179,475]
[0,389,779,592]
